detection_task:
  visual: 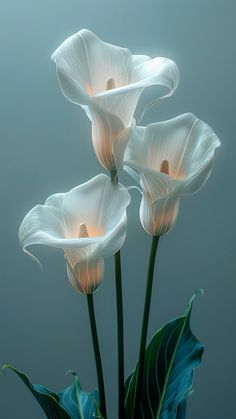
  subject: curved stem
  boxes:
[133,235,160,418]
[110,169,125,419]
[87,294,107,418]
[114,250,125,419]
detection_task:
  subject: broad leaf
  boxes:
[176,389,193,419]
[125,291,204,419]
[176,398,187,419]
[59,371,100,419]
[3,365,70,418]
[3,365,100,419]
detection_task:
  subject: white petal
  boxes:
[19,174,131,268]
[19,204,100,256]
[140,171,180,201]
[124,114,196,178]
[140,194,180,236]
[92,89,142,127]
[124,125,180,199]
[89,106,126,170]
[90,104,134,170]
[175,116,221,181]
[131,56,180,94]
[124,113,220,199]
[66,257,104,294]
[123,125,147,171]
[52,29,179,128]
[123,166,141,184]
[90,181,131,258]
[132,55,150,66]
[55,66,91,106]
[112,125,133,170]
[93,56,179,126]
[180,157,215,195]
[19,205,68,248]
[61,174,130,245]
[59,174,112,238]
[51,29,133,103]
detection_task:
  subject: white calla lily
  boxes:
[51,29,179,170]
[19,174,131,294]
[124,113,220,236]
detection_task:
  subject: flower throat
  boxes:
[106,77,115,90]
[79,223,89,238]
[160,159,169,175]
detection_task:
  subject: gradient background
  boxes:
[0,0,235,417]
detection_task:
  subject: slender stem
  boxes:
[110,169,125,418]
[87,294,107,418]
[110,169,118,184]
[114,250,125,419]
[133,235,160,418]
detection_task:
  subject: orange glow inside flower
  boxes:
[159,159,185,180]
[78,223,103,238]
[78,223,89,238]
[160,159,169,175]
[86,84,94,96]
[175,169,185,180]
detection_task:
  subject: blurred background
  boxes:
[0,0,235,417]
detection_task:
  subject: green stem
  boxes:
[110,169,118,184]
[87,294,107,418]
[110,169,125,419]
[114,250,125,419]
[133,235,160,418]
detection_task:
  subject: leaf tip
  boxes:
[2,364,8,375]
[189,288,204,307]
[65,369,77,377]
[65,369,82,392]
[2,364,15,376]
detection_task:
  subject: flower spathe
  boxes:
[51,29,180,170]
[123,113,221,236]
[19,174,131,294]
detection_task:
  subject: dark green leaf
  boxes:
[93,399,104,418]
[176,398,187,419]
[3,365,100,419]
[125,291,204,419]
[2,364,70,419]
[59,371,99,419]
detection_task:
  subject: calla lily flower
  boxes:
[19,174,131,294]
[123,113,220,236]
[51,29,180,170]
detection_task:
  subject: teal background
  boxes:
[0,0,235,417]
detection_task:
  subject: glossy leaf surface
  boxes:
[125,292,204,419]
[3,365,100,419]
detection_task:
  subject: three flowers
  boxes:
[19,29,220,294]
